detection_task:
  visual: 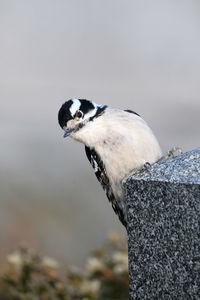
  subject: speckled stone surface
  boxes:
[125,148,200,300]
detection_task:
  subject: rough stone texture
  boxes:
[125,148,200,300]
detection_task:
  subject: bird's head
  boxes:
[58,98,106,137]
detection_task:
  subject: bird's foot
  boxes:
[122,162,151,186]
[158,147,183,162]
[130,162,152,176]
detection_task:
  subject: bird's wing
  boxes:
[124,109,140,116]
[85,146,127,227]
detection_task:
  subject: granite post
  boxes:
[124,148,200,300]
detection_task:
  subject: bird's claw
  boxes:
[158,147,183,162]
[131,162,152,175]
[122,162,152,186]
[167,146,183,158]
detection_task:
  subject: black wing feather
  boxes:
[85,146,127,227]
[124,109,140,116]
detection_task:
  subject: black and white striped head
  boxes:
[58,99,106,137]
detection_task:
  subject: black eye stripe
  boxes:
[79,99,95,114]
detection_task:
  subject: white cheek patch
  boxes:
[70,99,81,117]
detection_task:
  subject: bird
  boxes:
[58,98,162,228]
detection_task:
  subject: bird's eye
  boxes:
[75,110,83,119]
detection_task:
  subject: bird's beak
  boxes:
[63,127,74,138]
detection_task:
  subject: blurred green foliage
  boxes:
[0,233,128,300]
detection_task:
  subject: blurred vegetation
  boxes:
[0,233,128,300]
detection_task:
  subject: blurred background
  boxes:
[0,0,199,269]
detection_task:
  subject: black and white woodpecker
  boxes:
[58,99,162,228]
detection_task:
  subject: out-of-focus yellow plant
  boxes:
[0,233,129,300]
